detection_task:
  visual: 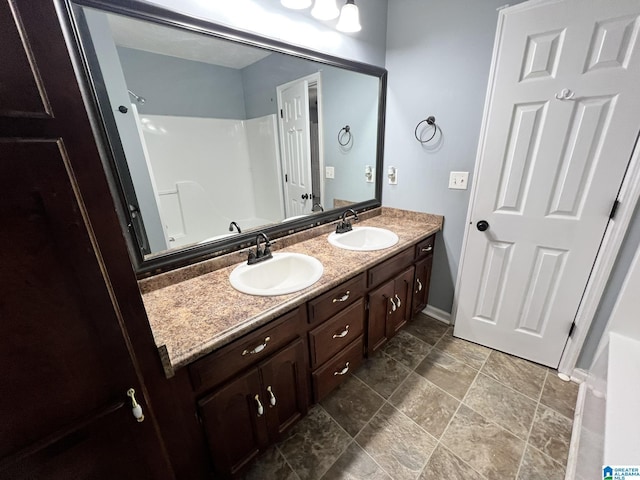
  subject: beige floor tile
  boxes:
[403,314,449,345]
[279,406,351,480]
[354,352,411,399]
[418,445,484,480]
[528,405,573,466]
[241,446,298,480]
[441,405,525,479]
[415,349,478,399]
[464,373,537,439]
[382,329,432,369]
[481,351,546,400]
[517,445,565,480]
[540,373,579,419]
[434,332,491,369]
[356,404,437,480]
[321,442,391,480]
[389,372,459,439]
[321,375,384,437]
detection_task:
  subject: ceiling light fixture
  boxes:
[311,0,339,20]
[281,0,312,9]
[336,0,361,33]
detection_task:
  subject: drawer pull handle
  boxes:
[126,388,145,423]
[242,336,271,356]
[332,291,350,303]
[267,386,277,407]
[395,294,402,308]
[390,297,397,312]
[254,394,264,416]
[333,362,350,376]
[332,325,350,339]
[416,278,423,292]
[421,245,433,253]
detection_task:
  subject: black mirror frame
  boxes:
[61,0,387,277]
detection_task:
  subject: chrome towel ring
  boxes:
[415,116,438,143]
[338,125,352,146]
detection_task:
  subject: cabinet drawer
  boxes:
[367,247,414,287]
[415,235,435,260]
[309,299,365,369]
[311,336,364,402]
[307,273,366,325]
[189,307,305,393]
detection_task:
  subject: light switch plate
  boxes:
[325,166,335,179]
[449,171,469,190]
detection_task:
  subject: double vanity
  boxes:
[139,207,442,477]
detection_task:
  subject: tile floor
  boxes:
[241,313,579,480]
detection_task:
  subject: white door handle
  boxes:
[267,386,277,406]
[254,394,264,416]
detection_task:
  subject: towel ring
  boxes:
[338,125,352,146]
[415,116,438,144]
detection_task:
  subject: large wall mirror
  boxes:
[65,0,386,275]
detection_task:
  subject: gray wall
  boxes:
[577,200,640,369]
[383,0,526,313]
[117,46,247,119]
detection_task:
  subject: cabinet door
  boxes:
[388,267,415,337]
[260,339,309,439]
[198,369,268,476]
[367,279,395,354]
[412,256,433,315]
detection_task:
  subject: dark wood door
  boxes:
[261,338,309,439]
[367,279,395,354]
[412,255,433,315]
[388,266,415,337]
[0,1,173,477]
[198,368,268,477]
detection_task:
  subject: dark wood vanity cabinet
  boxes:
[198,339,308,477]
[412,235,435,315]
[368,266,415,353]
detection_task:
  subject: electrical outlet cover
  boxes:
[325,166,335,179]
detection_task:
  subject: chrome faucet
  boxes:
[336,208,358,233]
[312,203,324,212]
[228,221,242,234]
[248,232,272,265]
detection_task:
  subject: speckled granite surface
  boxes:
[140,208,442,377]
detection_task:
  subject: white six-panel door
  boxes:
[278,79,313,218]
[453,0,640,367]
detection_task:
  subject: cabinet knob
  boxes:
[332,291,350,303]
[254,394,264,416]
[242,337,270,356]
[421,245,433,253]
[416,278,423,292]
[389,297,397,312]
[332,325,350,339]
[333,362,350,376]
[394,294,402,308]
[266,386,277,407]
[126,388,145,423]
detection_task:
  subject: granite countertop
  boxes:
[140,208,442,377]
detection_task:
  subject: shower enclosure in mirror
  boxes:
[64,0,386,274]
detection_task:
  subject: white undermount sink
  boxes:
[328,226,399,251]
[229,252,323,296]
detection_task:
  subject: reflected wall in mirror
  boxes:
[68,0,386,274]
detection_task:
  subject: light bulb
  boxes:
[311,0,339,20]
[281,0,312,9]
[336,0,361,33]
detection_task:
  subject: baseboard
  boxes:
[421,304,452,325]
[565,381,587,480]
[570,368,588,384]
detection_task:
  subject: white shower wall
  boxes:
[139,114,283,248]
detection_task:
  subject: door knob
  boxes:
[301,193,309,200]
[476,220,489,232]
